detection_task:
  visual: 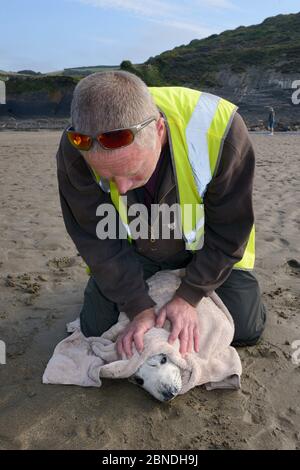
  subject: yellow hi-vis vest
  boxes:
[94,87,255,271]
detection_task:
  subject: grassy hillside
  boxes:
[123,12,300,88]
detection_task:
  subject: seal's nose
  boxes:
[162,389,177,401]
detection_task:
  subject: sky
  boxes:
[0,0,299,73]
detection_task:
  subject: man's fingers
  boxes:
[179,328,189,356]
[193,326,200,353]
[168,323,181,345]
[122,332,134,358]
[133,331,144,354]
[187,326,194,354]
[156,308,166,328]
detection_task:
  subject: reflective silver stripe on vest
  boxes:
[185,92,220,198]
[123,223,132,237]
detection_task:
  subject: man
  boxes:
[56,71,266,360]
[268,107,275,135]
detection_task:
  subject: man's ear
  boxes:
[156,117,166,144]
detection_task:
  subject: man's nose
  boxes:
[113,177,133,194]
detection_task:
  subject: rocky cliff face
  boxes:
[204,67,300,128]
[0,76,76,118]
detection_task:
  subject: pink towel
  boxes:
[43,270,242,393]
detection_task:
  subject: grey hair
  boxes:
[71,71,160,150]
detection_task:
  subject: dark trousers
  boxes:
[80,254,267,347]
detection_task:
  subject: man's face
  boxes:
[81,118,166,195]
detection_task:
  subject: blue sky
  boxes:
[0,0,299,73]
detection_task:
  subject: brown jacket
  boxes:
[56,112,255,319]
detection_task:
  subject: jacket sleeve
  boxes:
[175,112,255,305]
[56,132,155,319]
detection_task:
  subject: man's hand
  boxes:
[156,296,200,356]
[116,308,156,359]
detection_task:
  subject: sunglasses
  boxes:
[66,116,157,151]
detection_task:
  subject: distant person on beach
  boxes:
[268,107,275,135]
[56,71,266,359]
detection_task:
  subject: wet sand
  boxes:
[0,130,299,450]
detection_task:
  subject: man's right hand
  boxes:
[116,308,156,359]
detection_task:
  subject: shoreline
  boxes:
[1,117,300,133]
[1,128,300,134]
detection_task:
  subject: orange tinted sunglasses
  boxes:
[66,116,157,151]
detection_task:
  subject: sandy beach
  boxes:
[0,130,299,450]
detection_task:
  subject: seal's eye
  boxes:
[160,356,167,364]
[135,377,144,386]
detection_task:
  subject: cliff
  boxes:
[127,12,300,128]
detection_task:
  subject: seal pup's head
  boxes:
[129,353,182,402]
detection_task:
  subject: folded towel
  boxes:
[43,269,242,393]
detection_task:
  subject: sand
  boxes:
[0,130,299,450]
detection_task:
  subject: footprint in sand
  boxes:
[287,259,300,269]
[279,238,289,246]
[264,236,275,242]
[286,259,300,277]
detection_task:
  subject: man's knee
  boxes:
[80,276,119,338]
[232,303,266,347]
[216,269,267,347]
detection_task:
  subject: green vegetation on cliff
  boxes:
[4,75,78,94]
[123,12,300,88]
